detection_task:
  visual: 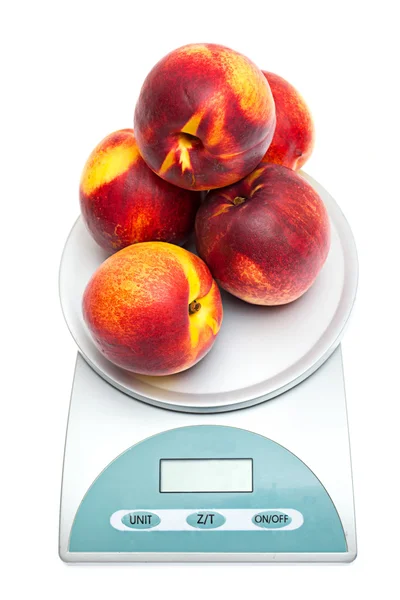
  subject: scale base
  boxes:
[59,347,356,563]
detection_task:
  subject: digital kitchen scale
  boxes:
[59,173,358,563]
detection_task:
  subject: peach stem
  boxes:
[233,196,246,205]
[189,300,201,314]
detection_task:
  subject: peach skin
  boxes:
[80,129,200,252]
[261,71,315,170]
[195,164,330,305]
[82,242,223,375]
[134,43,276,191]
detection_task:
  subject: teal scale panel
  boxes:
[69,425,347,553]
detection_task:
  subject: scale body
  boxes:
[59,173,358,562]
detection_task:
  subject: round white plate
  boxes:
[60,172,358,413]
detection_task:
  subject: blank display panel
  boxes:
[160,459,253,493]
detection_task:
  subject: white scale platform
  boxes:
[59,173,358,562]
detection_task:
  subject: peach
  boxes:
[261,72,315,170]
[82,242,223,375]
[80,129,200,252]
[134,43,276,191]
[195,164,330,305]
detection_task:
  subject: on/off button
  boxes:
[252,511,292,529]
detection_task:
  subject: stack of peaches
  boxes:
[81,43,330,377]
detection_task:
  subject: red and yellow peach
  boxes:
[134,43,276,191]
[82,242,223,375]
[195,164,330,305]
[261,71,315,170]
[80,129,200,252]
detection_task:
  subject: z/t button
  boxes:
[186,511,226,529]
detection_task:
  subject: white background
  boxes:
[1,0,399,598]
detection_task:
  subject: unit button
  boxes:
[121,511,161,529]
[186,511,226,529]
[252,510,292,529]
